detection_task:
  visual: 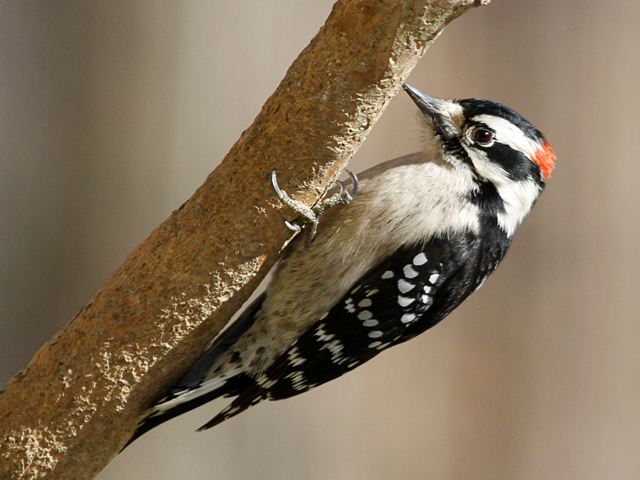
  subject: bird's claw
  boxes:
[271,169,359,242]
[284,220,302,233]
[317,169,359,212]
[271,171,319,238]
[337,170,359,203]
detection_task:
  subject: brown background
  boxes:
[1,1,639,479]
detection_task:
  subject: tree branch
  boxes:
[0,1,488,478]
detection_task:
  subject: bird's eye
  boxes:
[472,128,494,145]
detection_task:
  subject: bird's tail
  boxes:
[196,384,264,431]
[122,294,265,449]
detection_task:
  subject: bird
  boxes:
[124,84,556,447]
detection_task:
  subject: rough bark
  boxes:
[0,1,488,478]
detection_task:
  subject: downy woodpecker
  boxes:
[127,84,556,445]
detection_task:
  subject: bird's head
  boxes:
[403,84,556,187]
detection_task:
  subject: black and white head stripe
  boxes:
[457,98,554,183]
[458,99,544,143]
[403,87,555,183]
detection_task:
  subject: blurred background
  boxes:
[2,1,639,479]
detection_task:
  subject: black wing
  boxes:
[199,234,483,430]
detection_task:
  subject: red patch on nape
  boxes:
[533,141,557,180]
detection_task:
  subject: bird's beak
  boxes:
[402,84,461,140]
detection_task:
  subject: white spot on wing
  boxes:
[368,330,383,339]
[397,279,415,293]
[413,253,427,266]
[320,339,346,364]
[368,341,382,349]
[428,273,440,284]
[401,313,416,324]
[314,325,334,342]
[363,319,379,327]
[358,299,372,308]
[287,347,306,367]
[381,270,394,279]
[397,295,415,307]
[358,310,373,320]
[257,374,277,389]
[403,264,419,278]
[286,371,309,391]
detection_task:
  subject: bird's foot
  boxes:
[271,170,359,242]
[314,169,359,216]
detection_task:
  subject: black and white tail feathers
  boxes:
[123,294,265,449]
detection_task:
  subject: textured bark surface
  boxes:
[0,1,488,478]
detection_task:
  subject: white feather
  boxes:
[147,368,241,416]
[496,179,541,236]
[471,114,541,159]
